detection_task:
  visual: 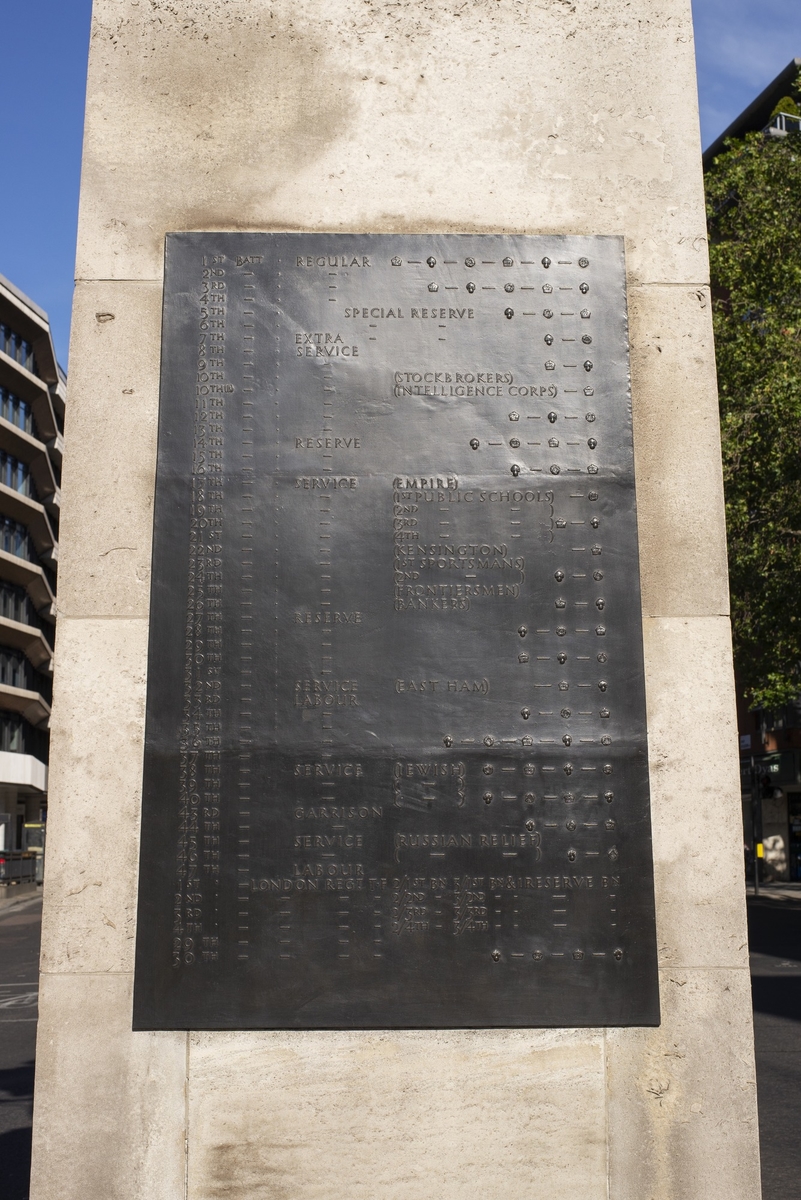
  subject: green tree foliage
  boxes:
[706,109,801,708]
[770,95,800,118]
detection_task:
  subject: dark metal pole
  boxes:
[751,753,761,896]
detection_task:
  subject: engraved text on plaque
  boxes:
[133,234,660,1029]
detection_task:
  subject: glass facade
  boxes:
[0,648,31,690]
[0,713,47,760]
[0,516,32,561]
[0,322,36,373]
[0,581,48,635]
[0,450,35,499]
[0,387,32,434]
[0,648,51,705]
[0,280,63,801]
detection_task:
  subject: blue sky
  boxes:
[1,0,800,367]
[692,0,801,147]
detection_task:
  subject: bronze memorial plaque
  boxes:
[133,233,660,1029]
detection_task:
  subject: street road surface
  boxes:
[0,893,41,1200]
[748,892,801,1200]
[0,889,798,1198]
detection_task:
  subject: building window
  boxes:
[0,713,48,761]
[0,451,35,499]
[0,581,27,623]
[0,649,32,691]
[0,715,23,751]
[0,581,45,633]
[0,516,32,561]
[0,451,34,499]
[0,388,32,434]
[0,651,52,705]
[0,324,35,374]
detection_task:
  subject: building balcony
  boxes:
[0,273,64,803]
[0,484,58,566]
[0,417,60,506]
[45,431,63,471]
[0,750,47,793]
[51,371,65,434]
[0,682,50,728]
[0,351,60,443]
[0,549,55,617]
[763,111,801,137]
[0,276,59,389]
[0,615,53,671]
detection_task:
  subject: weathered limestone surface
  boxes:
[77,0,709,287]
[643,616,748,971]
[188,1029,607,1199]
[38,618,149,974]
[55,282,162,619]
[607,969,762,1199]
[30,0,761,1196]
[628,285,731,619]
[30,974,186,1200]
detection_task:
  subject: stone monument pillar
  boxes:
[30,1,762,1196]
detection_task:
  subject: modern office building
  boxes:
[703,57,801,167]
[0,272,63,852]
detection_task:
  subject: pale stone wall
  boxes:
[30,1,762,1196]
